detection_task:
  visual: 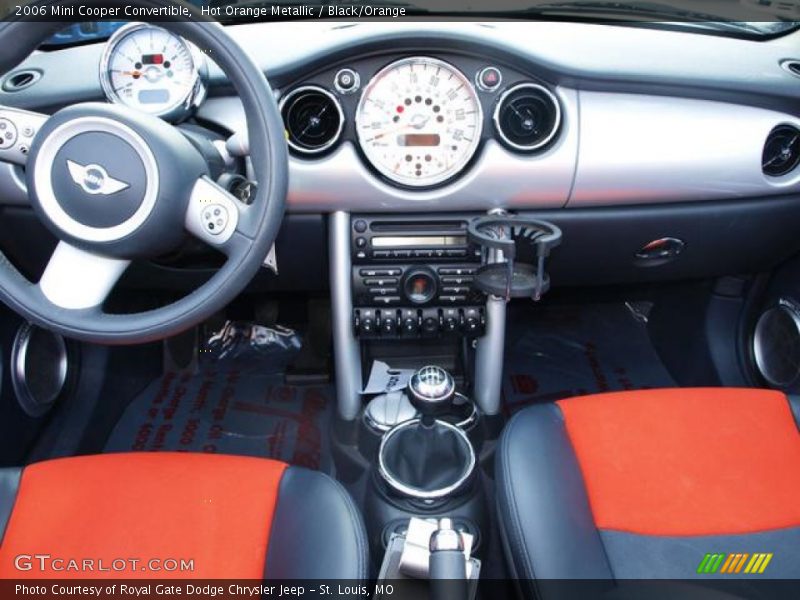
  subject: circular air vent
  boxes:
[279,86,344,155]
[762,125,800,178]
[493,83,561,152]
[780,59,800,79]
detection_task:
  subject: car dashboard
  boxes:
[1,20,799,213]
[1,19,800,293]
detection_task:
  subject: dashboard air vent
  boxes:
[762,125,800,178]
[781,60,800,79]
[279,86,344,155]
[2,69,42,92]
[493,83,561,152]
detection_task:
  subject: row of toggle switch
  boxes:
[353,306,486,338]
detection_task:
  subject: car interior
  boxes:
[0,1,798,598]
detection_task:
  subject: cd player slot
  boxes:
[372,236,467,248]
[369,220,466,233]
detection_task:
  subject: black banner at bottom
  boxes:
[2,579,800,600]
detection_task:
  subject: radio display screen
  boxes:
[372,236,466,248]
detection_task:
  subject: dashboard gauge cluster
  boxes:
[278,53,563,189]
[355,57,483,188]
[100,23,207,121]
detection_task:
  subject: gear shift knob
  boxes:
[408,365,456,425]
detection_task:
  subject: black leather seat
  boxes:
[497,388,800,596]
[0,453,367,579]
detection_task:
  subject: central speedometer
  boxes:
[356,57,483,187]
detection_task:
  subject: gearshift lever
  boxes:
[408,366,457,426]
[378,365,476,501]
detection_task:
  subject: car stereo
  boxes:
[350,215,485,338]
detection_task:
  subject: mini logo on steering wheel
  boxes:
[66,160,129,195]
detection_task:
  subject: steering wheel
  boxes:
[0,0,288,344]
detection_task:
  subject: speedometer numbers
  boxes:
[100,23,206,121]
[356,57,483,188]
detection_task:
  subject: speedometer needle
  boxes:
[365,115,430,142]
[365,126,412,143]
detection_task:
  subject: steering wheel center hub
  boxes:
[35,118,157,240]
[27,103,207,258]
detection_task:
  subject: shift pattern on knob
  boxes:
[408,366,457,424]
[410,366,455,401]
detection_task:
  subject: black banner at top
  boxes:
[0,0,796,23]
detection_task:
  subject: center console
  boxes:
[329,209,561,595]
[330,210,498,563]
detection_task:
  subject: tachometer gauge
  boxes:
[356,57,483,187]
[100,23,206,121]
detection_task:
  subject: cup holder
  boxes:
[468,214,561,301]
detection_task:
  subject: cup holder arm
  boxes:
[467,215,562,301]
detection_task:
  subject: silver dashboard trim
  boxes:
[474,295,506,417]
[329,211,362,421]
[193,87,800,212]
[570,92,800,206]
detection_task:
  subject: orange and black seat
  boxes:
[0,453,367,579]
[497,388,800,591]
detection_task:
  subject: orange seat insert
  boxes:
[557,388,800,536]
[0,453,287,578]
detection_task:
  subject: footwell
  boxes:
[104,362,333,472]
[502,302,676,414]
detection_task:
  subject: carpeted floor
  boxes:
[502,302,676,414]
[104,359,333,473]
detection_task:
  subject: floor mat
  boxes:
[502,302,676,414]
[104,361,333,473]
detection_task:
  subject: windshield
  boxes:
[35,0,800,47]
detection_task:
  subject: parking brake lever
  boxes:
[429,518,468,600]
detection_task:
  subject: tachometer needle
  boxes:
[113,70,142,78]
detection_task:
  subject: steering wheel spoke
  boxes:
[185,175,249,256]
[38,242,129,310]
[0,106,48,166]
